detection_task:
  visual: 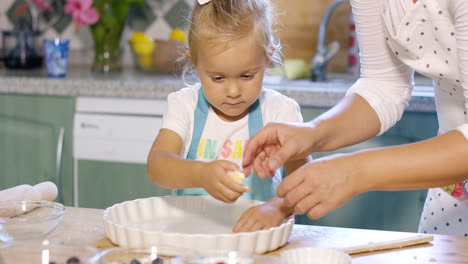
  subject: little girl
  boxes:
[147,0,310,233]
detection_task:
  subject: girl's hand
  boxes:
[243,122,316,179]
[200,160,250,203]
[232,202,289,233]
[276,153,359,220]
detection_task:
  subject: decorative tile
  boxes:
[51,14,72,35]
[186,0,195,9]
[164,0,191,30]
[0,4,14,30]
[6,0,71,34]
[47,0,72,34]
[1,0,194,52]
[0,0,15,13]
[127,3,157,32]
[157,0,181,14]
[146,16,171,40]
[7,0,32,30]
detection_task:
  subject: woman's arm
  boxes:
[449,0,468,139]
[300,0,417,153]
[357,130,468,192]
[243,93,381,179]
[306,93,381,152]
[276,129,468,218]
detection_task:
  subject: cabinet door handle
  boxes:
[55,127,64,203]
[80,122,99,129]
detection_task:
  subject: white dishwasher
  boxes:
[73,96,170,208]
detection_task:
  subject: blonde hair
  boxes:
[182,0,282,77]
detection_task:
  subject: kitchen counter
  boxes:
[0,65,436,112]
[15,206,468,263]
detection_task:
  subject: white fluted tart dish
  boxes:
[103,195,294,255]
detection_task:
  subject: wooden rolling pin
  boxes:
[340,234,434,255]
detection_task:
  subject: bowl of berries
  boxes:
[0,240,100,264]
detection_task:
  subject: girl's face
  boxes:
[194,34,269,122]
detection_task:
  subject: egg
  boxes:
[228,171,245,184]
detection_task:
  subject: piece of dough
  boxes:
[228,171,245,184]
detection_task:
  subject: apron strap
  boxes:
[244,98,276,201]
[175,88,209,196]
[247,98,262,137]
[186,87,210,161]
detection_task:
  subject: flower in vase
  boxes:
[64,0,99,31]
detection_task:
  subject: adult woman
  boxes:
[242,0,468,236]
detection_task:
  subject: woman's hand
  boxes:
[243,122,316,179]
[276,153,360,219]
[200,160,250,203]
[232,201,289,233]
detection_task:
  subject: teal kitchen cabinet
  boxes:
[76,160,172,209]
[295,107,438,232]
[0,94,74,206]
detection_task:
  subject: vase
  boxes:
[89,0,131,73]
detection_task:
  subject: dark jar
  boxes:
[2,30,43,69]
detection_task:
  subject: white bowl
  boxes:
[280,248,351,264]
[103,195,294,255]
[171,250,283,264]
[0,240,100,264]
[0,200,65,242]
[97,246,179,264]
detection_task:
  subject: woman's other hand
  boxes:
[276,153,360,220]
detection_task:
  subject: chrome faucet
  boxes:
[310,0,347,81]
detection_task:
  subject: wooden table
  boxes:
[17,207,468,263]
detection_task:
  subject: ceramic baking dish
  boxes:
[103,195,294,255]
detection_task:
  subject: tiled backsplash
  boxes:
[0,0,194,66]
[0,0,351,72]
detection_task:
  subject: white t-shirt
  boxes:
[162,83,303,186]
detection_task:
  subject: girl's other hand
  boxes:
[201,160,250,203]
[232,202,288,233]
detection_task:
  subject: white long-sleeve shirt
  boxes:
[347,0,468,236]
[347,0,468,140]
